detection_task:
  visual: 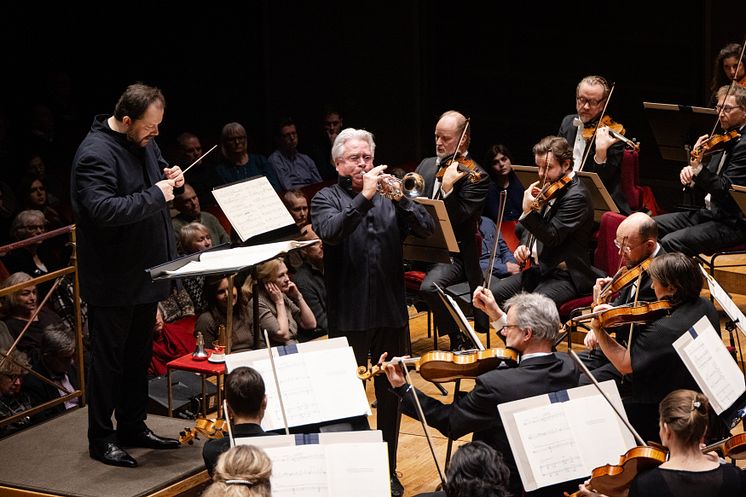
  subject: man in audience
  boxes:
[202,366,274,475]
[293,227,327,339]
[172,183,230,247]
[269,118,322,190]
[282,189,310,229]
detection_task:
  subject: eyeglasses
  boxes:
[343,154,373,163]
[1,373,21,382]
[715,104,743,114]
[576,96,605,107]
[498,324,522,335]
[614,239,646,253]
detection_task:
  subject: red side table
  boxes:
[166,350,226,418]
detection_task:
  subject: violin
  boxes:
[574,300,673,329]
[436,152,484,183]
[702,432,746,460]
[690,129,741,160]
[581,114,626,141]
[593,256,654,307]
[178,417,229,445]
[564,444,669,497]
[529,174,573,211]
[357,347,520,384]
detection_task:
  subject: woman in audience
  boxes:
[178,222,213,314]
[195,275,262,352]
[0,348,33,438]
[242,257,315,346]
[201,444,272,497]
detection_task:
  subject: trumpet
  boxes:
[377,172,425,200]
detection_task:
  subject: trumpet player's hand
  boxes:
[514,245,530,265]
[362,164,387,200]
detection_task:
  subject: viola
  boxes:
[357,347,520,384]
[575,300,673,329]
[593,256,654,307]
[179,417,229,445]
[436,152,484,183]
[529,174,573,211]
[564,444,669,497]
[702,432,746,460]
[690,129,741,160]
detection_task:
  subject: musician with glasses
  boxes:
[381,292,579,497]
[311,128,433,497]
[558,75,628,213]
[653,84,746,256]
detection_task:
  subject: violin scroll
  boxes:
[178,417,228,445]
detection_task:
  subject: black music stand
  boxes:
[642,102,717,163]
[403,197,459,263]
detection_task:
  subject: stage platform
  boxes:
[0,407,210,497]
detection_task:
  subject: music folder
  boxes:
[512,165,618,219]
[403,197,459,264]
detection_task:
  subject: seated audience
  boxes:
[282,189,310,229]
[215,122,281,192]
[242,258,316,346]
[202,366,275,475]
[201,444,272,497]
[195,275,262,352]
[173,131,222,209]
[292,228,326,340]
[310,107,344,180]
[172,183,230,248]
[479,216,519,280]
[483,144,524,222]
[268,117,322,190]
[0,348,33,437]
[23,322,79,422]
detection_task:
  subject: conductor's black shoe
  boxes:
[89,441,137,468]
[117,428,180,450]
[390,474,405,497]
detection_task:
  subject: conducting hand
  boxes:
[156,179,176,201]
[163,166,185,188]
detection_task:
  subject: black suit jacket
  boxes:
[415,156,489,326]
[558,114,629,213]
[202,423,274,475]
[520,176,596,293]
[400,353,579,496]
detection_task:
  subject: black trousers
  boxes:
[490,266,577,308]
[333,326,406,472]
[655,209,746,256]
[87,302,157,445]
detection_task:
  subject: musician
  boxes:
[382,292,580,497]
[654,84,746,256]
[311,128,434,497]
[71,83,181,467]
[415,110,490,351]
[578,389,746,497]
[202,367,274,476]
[488,136,596,311]
[201,445,273,497]
[558,75,629,213]
[586,253,720,443]
[580,212,663,383]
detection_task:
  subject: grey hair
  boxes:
[330,128,376,162]
[10,210,45,240]
[42,322,75,356]
[503,292,559,343]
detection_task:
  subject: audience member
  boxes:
[282,189,310,229]
[15,174,69,232]
[241,257,316,346]
[310,107,344,180]
[483,144,524,222]
[172,184,230,248]
[172,222,214,315]
[268,117,322,190]
[708,42,745,106]
[215,122,281,191]
[479,216,519,280]
[0,348,33,438]
[201,444,272,497]
[174,132,222,209]
[196,275,261,353]
[292,227,327,340]
[202,366,274,475]
[23,322,79,423]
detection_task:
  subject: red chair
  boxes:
[620,149,663,215]
[149,315,197,377]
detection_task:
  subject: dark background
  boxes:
[0,1,741,212]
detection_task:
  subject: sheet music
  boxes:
[674,316,746,414]
[513,395,626,488]
[701,265,746,338]
[212,176,295,242]
[268,445,329,496]
[325,443,390,497]
[161,240,318,277]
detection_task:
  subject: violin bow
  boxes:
[568,349,647,446]
[579,82,616,172]
[484,190,508,291]
[263,329,291,435]
[399,358,447,489]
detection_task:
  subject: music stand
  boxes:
[642,102,717,163]
[512,165,618,220]
[403,197,459,263]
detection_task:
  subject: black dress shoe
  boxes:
[89,442,137,468]
[117,428,180,450]
[390,474,405,497]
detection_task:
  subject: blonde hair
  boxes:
[201,445,272,497]
[179,222,211,254]
[241,258,285,303]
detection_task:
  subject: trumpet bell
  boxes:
[377,172,425,200]
[402,172,425,198]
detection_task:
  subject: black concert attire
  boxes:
[202,423,274,476]
[629,464,746,497]
[395,353,580,497]
[414,155,490,335]
[292,260,328,340]
[654,127,746,256]
[558,114,630,214]
[311,175,434,472]
[490,176,596,308]
[71,115,177,448]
